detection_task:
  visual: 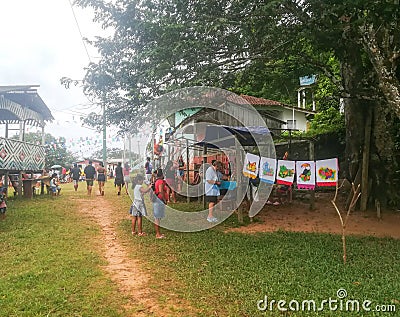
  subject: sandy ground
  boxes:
[228,192,400,239]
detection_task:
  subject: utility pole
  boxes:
[128,135,132,166]
[102,103,107,175]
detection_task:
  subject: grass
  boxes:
[0,186,127,317]
[1,181,399,316]
[110,183,400,317]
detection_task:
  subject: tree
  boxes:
[74,0,400,207]
[91,147,140,162]
[14,132,78,169]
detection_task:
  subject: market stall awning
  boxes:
[194,125,273,148]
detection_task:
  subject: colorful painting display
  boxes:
[241,153,339,190]
[296,161,316,190]
[276,160,296,185]
[259,157,277,184]
[315,158,338,187]
[243,153,259,179]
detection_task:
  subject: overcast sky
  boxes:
[0,0,143,158]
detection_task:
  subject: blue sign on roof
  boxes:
[299,75,317,86]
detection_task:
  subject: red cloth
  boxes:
[154,179,168,201]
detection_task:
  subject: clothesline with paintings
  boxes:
[243,153,339,190]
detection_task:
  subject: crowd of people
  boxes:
[1,156,230,235]
[126,157,229,240]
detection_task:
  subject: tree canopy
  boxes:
[73,0,400,206]
[74,0,400,127]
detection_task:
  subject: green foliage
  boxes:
[91,147,140,161]
[73,0,400,129]
[308,107,345,136]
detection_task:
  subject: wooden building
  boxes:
[0,85,53,197]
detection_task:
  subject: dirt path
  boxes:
[76,195,193,317]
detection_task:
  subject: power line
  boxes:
[67,0,92,63]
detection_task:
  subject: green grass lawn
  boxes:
[114,183,400,316]
[1,181,399,316]
[0,185,127,317]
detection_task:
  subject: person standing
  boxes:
[177,155,185,191]
[153,169,168,238]
[0,187,7,220]
[97,162,107,196]
[144,157,153,183]
[114,162,124,195]
[61,166,67,183]
[205,160,222,223]
[129,174,151,236]
[164,160,177,203]
[70,163,81,191]
[84,160,96,196]
[123,162,131,195]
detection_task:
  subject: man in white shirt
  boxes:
[205,160,222,223]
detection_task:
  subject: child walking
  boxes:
[129,175,151,236]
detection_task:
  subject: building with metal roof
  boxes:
[0,85,54,197]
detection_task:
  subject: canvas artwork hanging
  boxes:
[243,153,259,179]
[259,157,277,184]
[296,161,316,190]
[276,159,296,185]
[316,158,338,187]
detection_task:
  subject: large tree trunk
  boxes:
[341,42,365,189]
[340,32,397,210]
[361,24,400,119]
[342,62,398,210]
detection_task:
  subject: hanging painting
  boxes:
[316,158,338,187]
[296,161,316,190]
[259,157,276,184]
[276,159,296,185]
[243,153,259,179]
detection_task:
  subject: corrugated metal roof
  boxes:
[239,94,316,114]
[0,85,53,122]
[239,94,282,106]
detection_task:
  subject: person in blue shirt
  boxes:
[205,160,222,223]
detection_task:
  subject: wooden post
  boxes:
[18,171,23,197]
[360,107,372,211]
[186,139,190,203]
[41,125,45,145]
[309,140,315,210]
[202,144,207,209]
[235,138,243,224]
[4,171,9,195]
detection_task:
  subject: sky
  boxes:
[0,0,145,159]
